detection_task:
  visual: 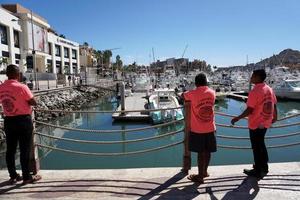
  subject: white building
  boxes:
[0,4,80,76]
[0,6,22,71]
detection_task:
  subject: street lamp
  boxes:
[12,10,39,90]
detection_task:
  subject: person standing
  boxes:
[231,69,277,179]
[183,73,217,184]
[0,64,41,184]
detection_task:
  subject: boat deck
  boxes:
[112,92,151,122]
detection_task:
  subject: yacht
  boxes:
[273,79,300,100]
[148,88,183,124]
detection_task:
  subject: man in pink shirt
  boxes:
[231,69,277,179]
[0,65,41,184]
[183,73,217,184]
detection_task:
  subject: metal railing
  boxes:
[1,102,299,175]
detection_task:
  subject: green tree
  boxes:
[115,55,123,70]
[0,57,8,65]
[103,50,112,64]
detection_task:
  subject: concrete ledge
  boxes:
[0,162,300,199]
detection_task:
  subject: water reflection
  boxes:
[35,96,300,169]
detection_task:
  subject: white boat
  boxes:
[148,88,183,124]
[273,79,300,100]
[132,73,152,92]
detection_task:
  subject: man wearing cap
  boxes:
[0,64,41,184]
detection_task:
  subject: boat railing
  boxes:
[0,103,299,175]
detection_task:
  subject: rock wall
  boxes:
[35,86,116,121]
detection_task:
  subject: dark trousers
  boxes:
[249,128,269,172]
[4,115,33,180]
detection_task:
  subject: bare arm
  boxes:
[272,104,278,123]
[231,107,253,125]
[28,97,37,106]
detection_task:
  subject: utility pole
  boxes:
[30,10,39,90]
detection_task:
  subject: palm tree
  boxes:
[115,55,123,70]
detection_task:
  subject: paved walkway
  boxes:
[0,162,299,199]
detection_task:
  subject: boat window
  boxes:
[288,81,300,88]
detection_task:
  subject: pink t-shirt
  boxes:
[247,83,277,129]
[184,86,216,134]
[0,79,33,116]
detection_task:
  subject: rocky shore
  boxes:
[35,85,116,121]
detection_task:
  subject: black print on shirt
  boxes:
[195,97,213,122]
[261,94,273,120]
[0,91,17,114]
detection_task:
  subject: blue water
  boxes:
[37,97,300,169]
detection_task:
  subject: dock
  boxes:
[227,92,248,101]
[0,162,299,199]
[112,93,151,122]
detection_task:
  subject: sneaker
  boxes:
[243,169,259,177]
[244,169,267,179]
[8,174,23,185]
[22,175,42,185]
[259,170,268,179]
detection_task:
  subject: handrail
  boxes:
[215,111,300,121]
[36,140,183,156]
[217,130,300,140]
[34,106,183,114]
[216,121,300,129]
[34,119,184,133]
[277,113,300,121]
[34,128,184,144]
[218,141,300,149]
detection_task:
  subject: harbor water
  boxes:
[35,95,300,169]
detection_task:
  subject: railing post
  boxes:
[120,81,125,116]
[182,101,191,173]
[29,111,40,174]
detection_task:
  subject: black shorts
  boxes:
[189,131,217,153]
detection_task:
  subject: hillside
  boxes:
[256,49,300,69]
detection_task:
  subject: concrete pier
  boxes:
[0,162,299,199]
[112,92,151,122]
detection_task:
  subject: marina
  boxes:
[0,1,300,199]
[26,95,300,170]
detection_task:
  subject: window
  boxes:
[72,49,77,59]
[2,51,9,58]
[47,59,52,73]
[55,45,61,56]
[56,61,62,73]
[48,42,52,55]
[26,56,33,69]
[15,54,21,59]
[13,30,20,48]
[0,24,8,45]
[64,47,69,58]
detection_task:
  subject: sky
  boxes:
[2,0,300,67]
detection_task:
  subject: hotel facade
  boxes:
[0,4,80,77]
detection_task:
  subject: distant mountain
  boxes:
[256,49,300,69]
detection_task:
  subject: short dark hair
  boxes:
[195,73,207,86]
[6,64,20,79]
[252,69,266,82]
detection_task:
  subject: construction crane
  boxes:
[181,44,188,58]
[152,47,156,63]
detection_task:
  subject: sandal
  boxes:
[203,172,210,178]
[22,175,42,185]
[187,174,204,184]
[8,174,23,185]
